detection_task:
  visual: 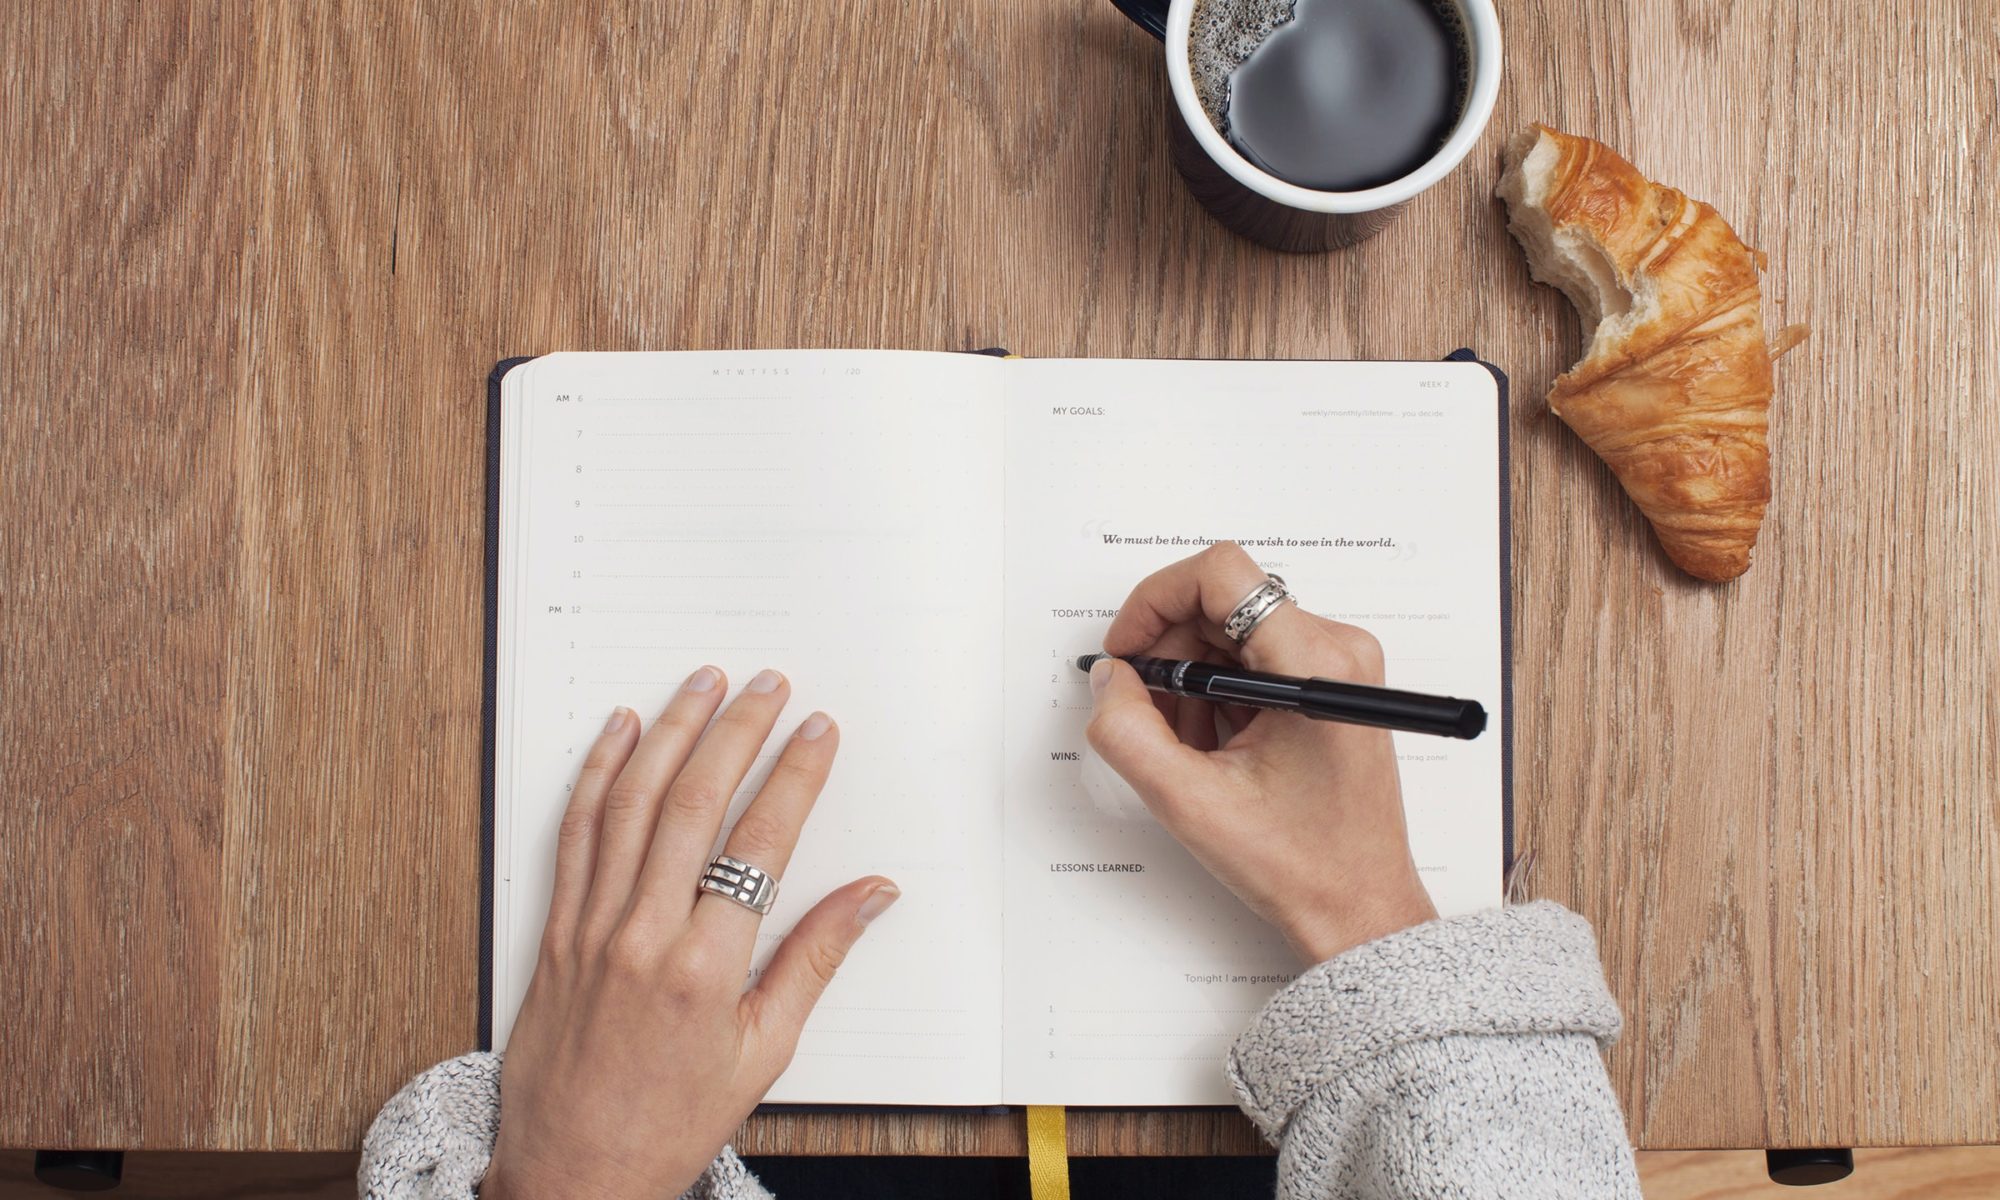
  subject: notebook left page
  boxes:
[494,350,1008,1104]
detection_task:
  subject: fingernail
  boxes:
[684,665,720,693]
[1089,658,1113,700]
[747,668,783,694]
[856,883,901,927]
[603,706,630,733]
[798,712,832,740]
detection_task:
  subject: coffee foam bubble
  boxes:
[1188,0,1298,134]
[1435,1,1472,103]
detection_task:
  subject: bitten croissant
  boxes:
[1498,124,1785,582]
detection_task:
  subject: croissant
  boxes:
[1498,124,1785,582]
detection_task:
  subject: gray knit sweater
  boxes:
[361,902,1641,1198]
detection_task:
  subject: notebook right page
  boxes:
[998,358,1506,1105]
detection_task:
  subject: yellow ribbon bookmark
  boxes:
[1026,1105,1071,1200]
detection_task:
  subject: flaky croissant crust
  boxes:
[1508,124,1773,583]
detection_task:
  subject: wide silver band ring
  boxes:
[698,854,780,916]
[1222,573,1293,645]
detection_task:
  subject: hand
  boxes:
[484,667,900,1200]
[1089,543,1436,964]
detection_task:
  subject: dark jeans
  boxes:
[742,1155,1277,1199]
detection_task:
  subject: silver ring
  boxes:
[1222,573,1292,645]
[698,854,780,916]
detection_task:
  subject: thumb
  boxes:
[743,876,899,1070]
[1086,658,1215,803]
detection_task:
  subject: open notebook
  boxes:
[483,350,1511,1106]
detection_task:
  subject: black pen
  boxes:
[1074,653,1487,740]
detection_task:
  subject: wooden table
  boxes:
[3,0,1995,1159]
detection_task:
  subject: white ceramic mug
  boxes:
[1111,0,1502,251]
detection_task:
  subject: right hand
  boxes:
[1090,542,1438,964]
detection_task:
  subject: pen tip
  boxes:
[1074,653,1102,673]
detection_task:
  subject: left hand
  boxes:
[483,667,900,1200]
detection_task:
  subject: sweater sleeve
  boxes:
[357,1052,774,1200]
[1227,901,1642,1199]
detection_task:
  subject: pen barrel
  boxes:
[1125,655,1187,691]
[1299,677,1487,740]
[1177,659,1485,740]
[1098,656,1486,740]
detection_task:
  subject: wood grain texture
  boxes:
[0,2,251,1150]
[0,1152,359,1199]
[731,1108,1267,1157]
[1636,1148,2000,1200]
[2,0,1996,1155]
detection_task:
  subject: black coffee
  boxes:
[1222,0,1468,192]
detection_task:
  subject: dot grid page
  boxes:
[999,358,1505,1104]
[493,350,1008,1104]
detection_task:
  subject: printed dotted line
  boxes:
[807,1030,965,1037]
[793,1052,965,1061]
[1064,1024,1216,1032]
[585,645,793,651]
[1058,1009,1260,1015]
[592,608,780,614]
[1063,1055,1227,1062]
[817,1006,968,1014]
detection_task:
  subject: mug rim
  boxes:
[1165,0,1503,215]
